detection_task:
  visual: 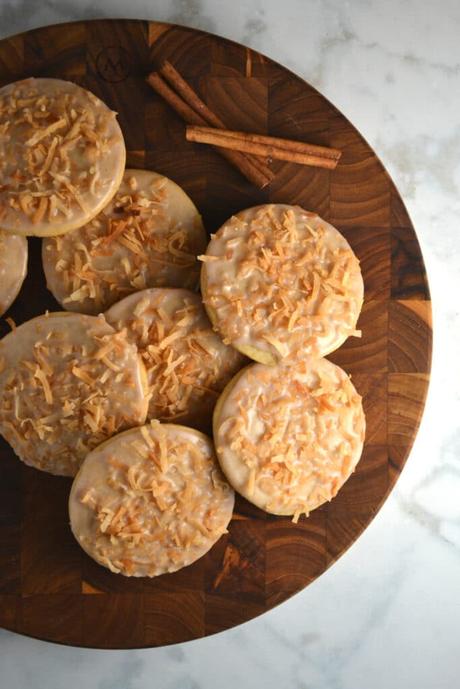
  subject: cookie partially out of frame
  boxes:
[105,288,245,431]
[43,169,207,314]
[0,78,125,237]
[0,312,148,476]
[0,231,28,316]
[213,357,365,520]
[69,421,234,577]
[201,204,364,365]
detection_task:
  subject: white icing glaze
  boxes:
[105,288,245,430]
[0,312,148,476]
[69,422,234,577]
[43,169,207,314]
[214,358,365,517]
[0,77,125,236]
[202,204,364,363]
[0,230,27,316]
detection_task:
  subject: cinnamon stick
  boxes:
[146,72,205,126]
[158,61,272,179]
[186,125,342,170]
[147,65,273,187]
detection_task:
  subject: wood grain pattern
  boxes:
[0,19,432,649]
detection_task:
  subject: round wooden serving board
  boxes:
[0,19,432,649]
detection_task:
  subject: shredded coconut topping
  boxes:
[105,288,245,429]
[214,358,365,518]
[69,421,234,577]
[42,169,207,314]
[0,77,125,236]
[201,204,364,363]
[0,312,148,476]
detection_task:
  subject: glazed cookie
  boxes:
[43,169,207,314]
[0,77,125,236]
[105,288,245,430]
[213,358,365,519]
[201,204,364,364]
[0,312,148,476]
[69,421,234,577]
[0,231,28,316]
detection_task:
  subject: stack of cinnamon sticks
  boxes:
[147,61,341,189]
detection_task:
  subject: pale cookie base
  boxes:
[0,78,125,237]
[213,358,366,518]
[0,312,148,476]
[69,422,234,577]
[0,231,28,316]
[201,204,364,364]
[43,169,207,314]
[105,288,245,431]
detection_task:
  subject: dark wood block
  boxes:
[326,445,389,518]
[205,594,265,635]
[0,34,24,85]
[330,114,391,227]
[0,595,21,630]
[205,76,268,132]
[85,21,150,151]
[340,226,391,301]
[21,470,81,594]
[83,594,144,648]
[326,515,370,564]
[388,445,410,483]
[352,373,387,444]
[22,594,83,645]
[268,79,331,144]
[0,525,21,593]
[149,26,213,78]
[0,444,22,593]
[126,149,146,168]
[266,510,326,606]
[268,162,329,219]
[23,23,86,77]
[144,592,204,646]
[212,41,270,78]
[205,520,266,602]
[328,299,388,373]
[392,228,431,299]
[0,445,22,526]
[0,237,58,337]
[145,77,203,152]
[144,149,208,213]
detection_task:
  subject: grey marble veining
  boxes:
[1,1,459,688]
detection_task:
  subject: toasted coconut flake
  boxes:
[105,289,245,427]
[202,204,363,361]
[214,358,365,517]
[69,423,234,577]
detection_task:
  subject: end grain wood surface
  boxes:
[0,19,431,649]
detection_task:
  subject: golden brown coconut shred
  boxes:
[105,289,245,430]
[0,79,118,229]
[42,170,207,314]
[69,422,234,577]
[0,314,147,477]
[201,205,363,361]
[215,359,366,520]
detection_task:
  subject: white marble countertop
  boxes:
[1,1,459,687]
